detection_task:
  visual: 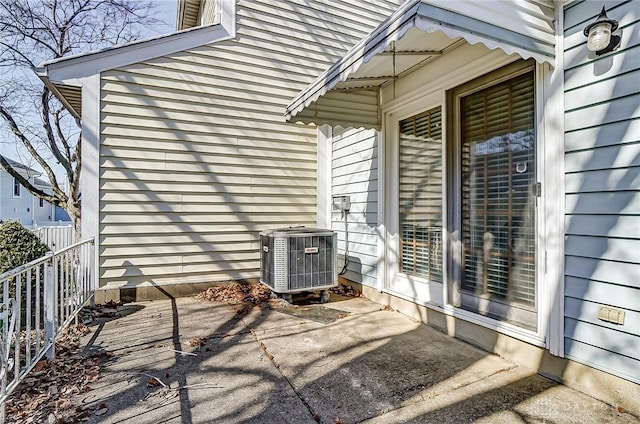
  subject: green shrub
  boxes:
[0,221,50,274]
[1,222,50,329]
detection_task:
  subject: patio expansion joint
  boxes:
[246,325,322,423]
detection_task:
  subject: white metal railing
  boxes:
[0,238,95,421]
[33,225,75,251]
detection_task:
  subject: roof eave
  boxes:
[0,155,42,177]
[39,22,233,82]
[36,10,236,119]
[35,68,82,120]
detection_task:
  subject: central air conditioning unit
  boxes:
[260,227,337,297]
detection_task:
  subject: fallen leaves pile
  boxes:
[195,283,281,317]
[196,282,363,306]
[5,324,102,424]
[329,283,362,298]
[195,282,273,305]
[196,283,363,319]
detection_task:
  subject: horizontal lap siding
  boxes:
[98,0,402,288]
[563,0,640,383]
[198,0,219,26]
[332,127,380,287]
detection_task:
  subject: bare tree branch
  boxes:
[0,41,37,68]
[0,0,160,234]
[53,107,73,160]
[0,104,65,199]
[41,88,72,174]
[0,155,58,205]
[0,6,59,57]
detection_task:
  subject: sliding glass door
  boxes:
[453,68,538,330]
[386,60,539,331]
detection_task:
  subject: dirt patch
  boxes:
[275,305,351,324]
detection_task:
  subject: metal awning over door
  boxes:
[285,0,555,129]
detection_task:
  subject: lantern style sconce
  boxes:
[583,6,622,55]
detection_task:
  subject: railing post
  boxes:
[1,385,5,424]
[1,307,6,424]
[43,253,55,360]
[1,296,7,424]
[90,239,96,308]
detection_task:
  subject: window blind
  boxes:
[460,72,536,309]
[399,107,443,282]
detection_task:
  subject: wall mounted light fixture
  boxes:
[583,6,621,55]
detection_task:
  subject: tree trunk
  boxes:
[66,200,82,242]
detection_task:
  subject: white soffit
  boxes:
[178,0,201,30]
[285,0,556,129]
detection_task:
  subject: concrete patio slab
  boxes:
[74,295,638,424]
[78,298,314,424]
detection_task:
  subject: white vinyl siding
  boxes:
[434,0,555,51]
[563,0,640,384]
[0,171,13,219]
[99,53,317,285]
[332,127,379,287]
[97,0,403,288]
[33,185,54,224]
[198,0,220,26]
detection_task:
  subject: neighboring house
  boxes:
[0,156,57,227]
[37,0,638,415]
[285,0,639,414]
[33,177,58,225]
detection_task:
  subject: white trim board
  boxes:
[543,0,566,358]
[41,25,233,83]
[317,125,333,229]
[80,74,101,289]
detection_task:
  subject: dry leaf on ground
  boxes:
[195,282,272,305]
[329,284,362,298]
[187,337,208,347]
[5,324,102,424]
